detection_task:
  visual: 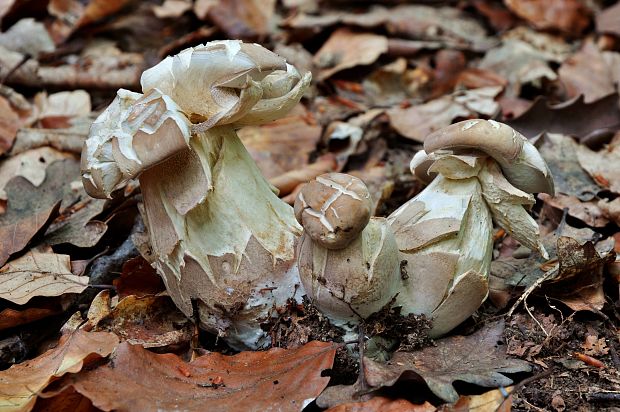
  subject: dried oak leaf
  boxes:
[314,28,388,81]
[538,193,609,228]
[325,397,435,412]
[543,236,615,312]
[66,341,337,412]
[505,94,620,144]
[536,133,600,201]
[0,251,89,305]
[93,295,193,349]
[440,387,512,412]
[388,86,501,142]
[0,159,79,266]
[363,321,530,403]
[0,330,118,412]
[504,0,591,35]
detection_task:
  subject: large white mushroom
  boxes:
[81,40,311,349]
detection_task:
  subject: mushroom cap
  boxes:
[140,41,311,130]
[424,119,554,195]
[294,173,372,250]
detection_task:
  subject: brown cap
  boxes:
[294,173,372,249]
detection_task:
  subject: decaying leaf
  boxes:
[388,86,502,142]
[0,330,118,412]
[363,321,531,403]
[441,387,512,412]
[34,90,92,129]
[113,256,165,299]
[537,133,601,200]
[48,0,132,41]
[0,251,89,305]
[0,18,54,56]
[93,295,193,348]
[0,95,21,155]
[208,0,276,39]
[506,94,620,143]
[314,29,388,80]
[0,160,79,266]
[43,197,108,248]
[0,300,66,331]
[65,341,337,412]
[543,236,615,312]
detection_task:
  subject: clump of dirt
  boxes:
[364,300,433,351]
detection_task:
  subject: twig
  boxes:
[507,265,559,317]
[524,296,549,337]
[587,392,620,402]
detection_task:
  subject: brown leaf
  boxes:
[0,18,54,56]
[94,295,193,348]
[66,341,337,412]
[363,321,531,403]
[388,86,501,142]
[559,42,620,103]
[314,29,388,81]
[537,133,600,201]
[596,1,620,36]
[544,236,615,312]
[326,397,436,412]
[0,330,118,412]
[0,301,64,331]
[208,0,276,40]
[504,0,591,35]
[0,251,88,305]
[506,94,620,144]
[113,256,165,299]
[0,159,78,266]
[152,0,192,18]
[538,193,609,227]
[48,0,132,41]
[582,335,609,356]
[34,90,92,129]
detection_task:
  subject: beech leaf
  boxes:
[66,341,338,412]
[0,251,89,305]
[363,321,531,403]
[0,330,118,412]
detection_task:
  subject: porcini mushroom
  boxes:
[295,173,401,329]
[81,41,311,349]
[389,119,553,337]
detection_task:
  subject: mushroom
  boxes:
[389,119,553,337]
[294,173,401,329]
[81,41,311,349]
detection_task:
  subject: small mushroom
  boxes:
[389,119,553,337]
[295,173,401,327]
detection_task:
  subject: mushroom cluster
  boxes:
[81,40,553,348]
[294,120,553,338]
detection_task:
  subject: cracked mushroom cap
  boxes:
[294,173,373,250]
[140,41,311,131]
[424,119,554,195]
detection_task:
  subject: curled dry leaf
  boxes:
[35,90,92,129]
[0,95,21,155]
[543,236,615,312]
[65,341,337,412]
[504,0,591,35]
[48,0,132,41]
[0,251,88,305]
[388,86,502,142]
[0,300,66,331]
[0,330,118,412]
[10,116,93,155]
[440,387,513,412]
[0,18,55,56]
[208,0,276,40]
[314,28,388,81]
[363,321,530,403]
[113,256,165,299]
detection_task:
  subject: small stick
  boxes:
[507,265,559,317]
